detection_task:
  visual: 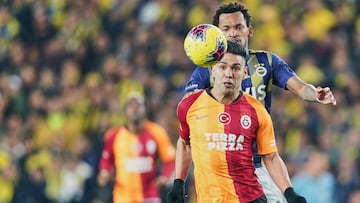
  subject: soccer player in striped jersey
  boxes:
[183,2,336,202]
[168,41,306,203]
[97,93,175,203]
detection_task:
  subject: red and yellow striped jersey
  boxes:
[177,89,278,202]
[99,121,175,203]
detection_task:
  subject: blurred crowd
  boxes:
[0,0,359,203]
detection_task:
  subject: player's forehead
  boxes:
[124,93,145,108]
[218,11,247,27]
[219,53,246,66]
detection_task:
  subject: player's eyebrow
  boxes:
[218,62,242,66]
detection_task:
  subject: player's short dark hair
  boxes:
[226,40,247,59]
[212,2,252,27]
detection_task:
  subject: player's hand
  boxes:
[155,176,168,188]
[167,179,185,203]
[97,170,111,187]
[284,187,307,203]
[316,87,336,105]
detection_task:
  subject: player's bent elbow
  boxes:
[261,151,278,163]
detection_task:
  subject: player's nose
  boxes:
[224,67,234,78]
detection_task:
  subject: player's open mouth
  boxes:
[223,82,233,87]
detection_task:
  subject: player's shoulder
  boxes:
[104,127,119,137]
[103,127,122,141]
[242,92,266,110]
[181,89,204,102]
[144,120,166,132]
[243,92,259,103]
[178,90,204,109]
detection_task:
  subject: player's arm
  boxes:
[167,138,192,203]
[168,98,193,202]
[184,66,211,94]
[262,152,292,192]
[255,103,292,192]
[173,97,193,179]
[97,128,117,186]
[262,152,307,203]
[151,125,176,187]
[174,138,192,180]
[255,101,307,203]
[286,75,336,105]
[271,53,336,105]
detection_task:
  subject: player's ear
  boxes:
[209,66,215,85]
[243,66,249,78]
[248,25,253,38]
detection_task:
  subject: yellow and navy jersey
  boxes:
[98,121,175,203]
[184,49,296,113]
[177,89,278,202]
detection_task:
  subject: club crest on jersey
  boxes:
[255,66,267,77]
[218,112,231,124]
[146,140,157,154]
[240,115,251,129]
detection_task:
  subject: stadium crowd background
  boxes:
[0,0,359,202]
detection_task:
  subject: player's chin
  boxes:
[230,38,243,46]
[222,86,235,94]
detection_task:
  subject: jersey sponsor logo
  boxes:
[240,115,251,129]
[255,66,267,77]
[218,112,231,124]
[125,157,153,173]
[244,84,266,101]
[205,133,244,151]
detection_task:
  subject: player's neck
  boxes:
[208,88,240,104]
[126,120,145,134]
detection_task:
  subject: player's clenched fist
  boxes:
[167,179,185,203]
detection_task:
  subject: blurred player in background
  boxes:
[97,92,175,203]
[184,2,336,202]
[168,41,306,203]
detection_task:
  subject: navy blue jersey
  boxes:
[184,50,296,167]
[185,50,296,113]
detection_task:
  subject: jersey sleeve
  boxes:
[184,66,211,93]
[177,100,190,141]
[146,122,175,179]
[98,128,118,173]
[271,53,296,89]
[254,104,278,155]
[148,122,175,162]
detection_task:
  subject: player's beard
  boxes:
[222,87,235,98]
[127,117,145,133]
[130,116,145,127]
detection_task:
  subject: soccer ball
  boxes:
[184,24,227,67]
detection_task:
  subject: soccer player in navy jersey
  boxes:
[183,2,336,203]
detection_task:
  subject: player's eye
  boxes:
[236,25,245,30]
[221,27,229,32]
[231,65,241,71]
